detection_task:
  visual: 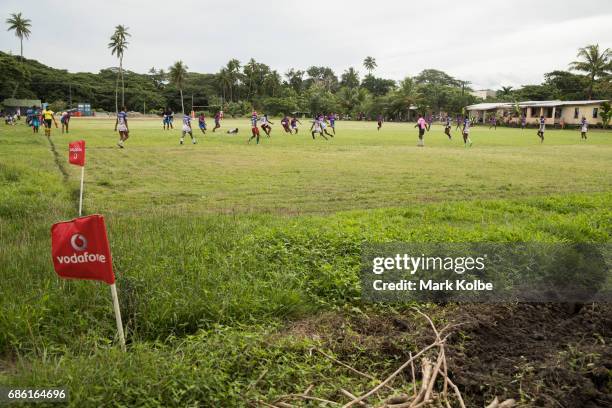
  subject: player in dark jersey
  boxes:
[537,116,545,143]
[489,115,497,130]
[580,117,588,140]
[328,113,336,134]
[462,116,472,147]
[280,115,292,133]
[198,112,207,134]
[61,111,71,134]
[455,114,463,131]
[115,106,129,148]
[213,111,222,132]
[444,116,452,139]
[377,114,383,131]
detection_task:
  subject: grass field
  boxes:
[1,118,611,406]
[63,118,612,215]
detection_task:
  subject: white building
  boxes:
[465,100,609,126]
[469,89,497,99]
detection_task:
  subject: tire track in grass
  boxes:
[45,135,82,214]
[46,135,69,181]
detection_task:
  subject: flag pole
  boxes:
[78,166,85,216]
[110,283,126,351]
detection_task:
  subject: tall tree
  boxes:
[414,69,459,87]
[224,59,241,101]
[108,25,130,110]
[363,56,377,75]
[6,12,31,59]
[569,44,611,99]
[341,67,360,89]
[284,68,304,93]
[169,61,188,114]
[244,58,258,101]
[499,86,513,96]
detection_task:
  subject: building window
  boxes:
[574,108,579,119]
[531,107,539,117]
[593,108,598,119]
[546,107,553,118]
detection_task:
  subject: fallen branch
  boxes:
[262,309,467,408]
[342,337,447,408]
[275,394,340,406]
[340,389,366,406]
[314,348,394,391]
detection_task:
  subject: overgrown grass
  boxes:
[0,119,610,406]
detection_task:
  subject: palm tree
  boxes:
[569,44,611,99]
[341,67,360,89]
[497,86,513,99]
[169,61,188,114]
[363,56,377,75]
[108,25,131,110]
[244,58,258,101]
[225,59,241,101]
[6,12,31,59]
[218,68,231,102]
[264,70,282,97]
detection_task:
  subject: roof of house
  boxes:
[465,102,513,110]
[467,99,608,110]
[2,98,42,107]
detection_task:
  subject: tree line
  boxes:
[3,12,611,118]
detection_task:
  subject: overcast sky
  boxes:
[2,0,611,90]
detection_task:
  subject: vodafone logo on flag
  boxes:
[71,234,88,251]
[68,140,85,167]
[51,215,114,284]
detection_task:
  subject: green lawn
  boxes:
[36,118,612,215]
[0,118,611,406]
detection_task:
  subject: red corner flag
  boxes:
[69,140,85,166]
[51,214,114,284]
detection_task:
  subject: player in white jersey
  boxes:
[115,106,129,148]
[310,116,328,140]
[260,114,273,136]
[318,114,334,137]
[180,113,196,145]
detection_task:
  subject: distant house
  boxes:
[465,100,609,126]
[1,98,42,115]
[469,89,497,99]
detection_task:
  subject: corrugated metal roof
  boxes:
[466,102,513,110]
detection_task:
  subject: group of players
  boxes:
[10,105,592,149]
[247,112,338,144]
[8,105,73,136]
[168,111,340,146]
[419,113,592,147]
[110,108,592,148]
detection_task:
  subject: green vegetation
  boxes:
[0,119,611,406]
[1,41,609,117]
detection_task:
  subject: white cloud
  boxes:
[1,0,611,90]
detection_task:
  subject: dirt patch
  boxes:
[283,304,612,407]
[444,303,612,407]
